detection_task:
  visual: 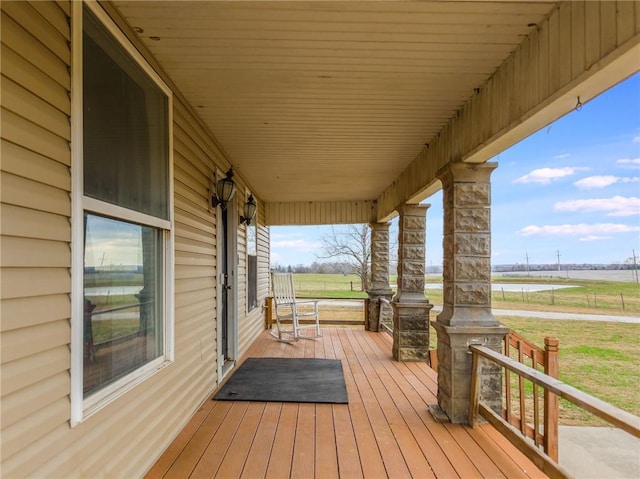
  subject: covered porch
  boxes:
[146,327,545,479]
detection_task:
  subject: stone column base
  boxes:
[365,289,393,331]
[431,321,508,423]
[391,301,434,361]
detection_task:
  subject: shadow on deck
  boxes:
[146,328,547,478]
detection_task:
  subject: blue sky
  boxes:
[271,72,640,267]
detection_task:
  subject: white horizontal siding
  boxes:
[265,200,376,225]
[0,1,268,477]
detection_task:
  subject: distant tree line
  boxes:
[271,261,354,275]
[493,263,640,272]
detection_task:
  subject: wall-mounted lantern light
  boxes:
[240,194,257,225]
[211,167,236,209]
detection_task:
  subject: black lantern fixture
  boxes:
[211,167,236,209]
[240,194,257,225]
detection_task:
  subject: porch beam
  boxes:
[376,1,640,221]
[264,200,376,226]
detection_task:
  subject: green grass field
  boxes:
[496,317,639,425]
[294,273,640,313]
[292,273,640,426]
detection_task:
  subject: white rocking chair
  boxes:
[270,272,321,341]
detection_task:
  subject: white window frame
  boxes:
[246,191,258,312]
[70,0,174,426]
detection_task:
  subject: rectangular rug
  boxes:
[213,357,348,404]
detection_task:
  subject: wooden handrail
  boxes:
[470,344,640,438]
[470,343,640,479]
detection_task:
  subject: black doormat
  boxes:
[213,358,348,404]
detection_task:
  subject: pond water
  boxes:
[424,283,577,292]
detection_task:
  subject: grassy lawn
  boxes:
[293,273,640,313]
[291,273,640,426]
[292,274,368,297]
[498,317,640,425]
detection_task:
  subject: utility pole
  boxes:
[525,252,530,277]
[633,249,639,285]
[556,250,561,272]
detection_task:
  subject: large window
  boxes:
[72,4,173,422]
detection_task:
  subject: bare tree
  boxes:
[316,224,371,291]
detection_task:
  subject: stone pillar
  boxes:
[432,162,507,423]
[392,204,433,361]
[366,222,393,331]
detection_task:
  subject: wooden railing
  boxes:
[469,344,640,479]
[264,296,366,328]
[503,331,559,461]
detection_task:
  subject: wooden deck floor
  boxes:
[146,328,548,479]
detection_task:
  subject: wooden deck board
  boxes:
[345,329,436,478]
[189,402,250,477]
[357,331,468,478]
[216,402,266,478]
[163,401,234,478]
[314,404,339,478]
[239,403,282,479]
[145,401,215,479]
[146,328,549,479]
[339,329,413,478]
[265,403,298,479]
[291,402,316,478]
[329,328,385,478]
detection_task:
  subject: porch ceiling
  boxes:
[113,1,557,205]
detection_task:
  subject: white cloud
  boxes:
[617,157,640,169]
[633,136,640,143]
[574,176,640,189]
[554,196,640,217]
[513,167,588,184]
[579,235,612,242]
[517,223,640,237]
[554,153,571,159]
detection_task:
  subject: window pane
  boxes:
[83,214,163,397]
[247,223,257,256]
[248,254,258,311]
[83,8,169,219]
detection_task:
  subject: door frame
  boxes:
[216,189,239,380]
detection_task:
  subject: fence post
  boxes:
[265,297,273,329]
[364,297,370,330]
[544,337,559,462]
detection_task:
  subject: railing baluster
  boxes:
[532,351,541,446]
[504,337,512,423]
[544,337,560,461]
[518,341,526,436]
